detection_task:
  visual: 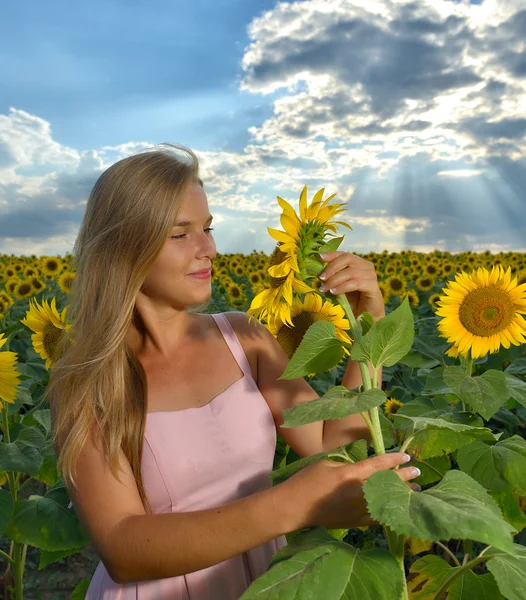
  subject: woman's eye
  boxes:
[171,227,214,240]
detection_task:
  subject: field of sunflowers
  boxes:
[1,188,526,599]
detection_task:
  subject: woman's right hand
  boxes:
[279,452,420,531]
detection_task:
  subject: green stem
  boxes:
[463,539,473,561]
[431,554,493,600]
[0,549,15,565]
[435,541,461,567]
[335,293,385,455]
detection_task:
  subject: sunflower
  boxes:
[41,256,63,276]
[386,275,406,296]
[266,293,352,361]
[400,289,419,307]
[435,265,526,359]
[13,280,33,300]
[428,293,441,310]
[384,398,404,419]
[416,277,435,292]
[30,277,45,293]
[20,297,71,369]
[58,272,75,294]
[0,333,21,404]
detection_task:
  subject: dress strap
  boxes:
[210,313,252,377]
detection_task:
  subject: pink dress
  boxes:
[83,312,288,599]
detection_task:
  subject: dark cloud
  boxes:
[244,8,481,119]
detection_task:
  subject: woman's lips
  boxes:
[187,269,211,279]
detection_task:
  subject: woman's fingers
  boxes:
[396,466,421,483]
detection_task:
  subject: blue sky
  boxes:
[1,0,525,257]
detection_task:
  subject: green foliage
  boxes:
[239,527,405,600]
[363,470,517,552]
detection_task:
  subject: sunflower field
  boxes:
[1,188,526,599]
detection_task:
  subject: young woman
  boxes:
[48,144,418,599]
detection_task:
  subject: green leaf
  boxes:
[443,367,510,420]
[363,470,516,552]
[22,408,51,435]
[0,489,14,537]
[282,386,387,427]
[38,545,87,569]
[70,577,92,600]
[504,373,526,407]
[458,436,526,494]
[240,527,405,600]
[351,297,414,368]
[505,359,526,376]
[421,367,454,396]
[487,544,526,600]
[411,455,451,486]
[5,495,90,551]
[489,488,526,533]
[318,236,344,254]
[357,312,375,337]
[398,351,439,369]
[279,321,346,379]
[0,426,46,475]
[408,555,503,599]
[269,440,368,486]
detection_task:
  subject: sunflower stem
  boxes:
[334,293,385,456]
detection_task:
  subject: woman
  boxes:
[48,144,419,599]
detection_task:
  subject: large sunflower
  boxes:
[435,265,526,359]
[20,296,71,369]
[266,293,352,361]
[0,333,21,404]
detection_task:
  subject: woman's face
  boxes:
[140,181,217,309]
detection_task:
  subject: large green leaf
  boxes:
[240,527,405,599]
[487,544,526,600]
[505,359,526,376]
[504,373,526,407]
[0,426,46,475]
[282,386,387,428]
[408,555,503,599]
[5,494,90,550]
[351,297,414,368]
[458,436,526,494]
[269,440,368,486]
[363,470,516,552]
[396,413,497,460]
[443,367,510,420]
[279,321,347,379]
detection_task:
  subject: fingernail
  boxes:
[319,284,326,292]
[320,253,327,259]
[413,484,422,492]
[319,272,327,280]
[403,453,411,462]
[411,467,421,477]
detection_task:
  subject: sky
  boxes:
[1,0,525,258]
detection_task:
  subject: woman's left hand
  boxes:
[318,251,386,322]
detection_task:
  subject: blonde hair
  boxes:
[47,143,210,514]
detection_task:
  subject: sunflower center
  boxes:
[459,286,516,337]
[43,322,63,361]
[276,311,317,358]
[268,244,289,289]
[390,278,403,291]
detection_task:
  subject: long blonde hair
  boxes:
[47,143,211,514]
